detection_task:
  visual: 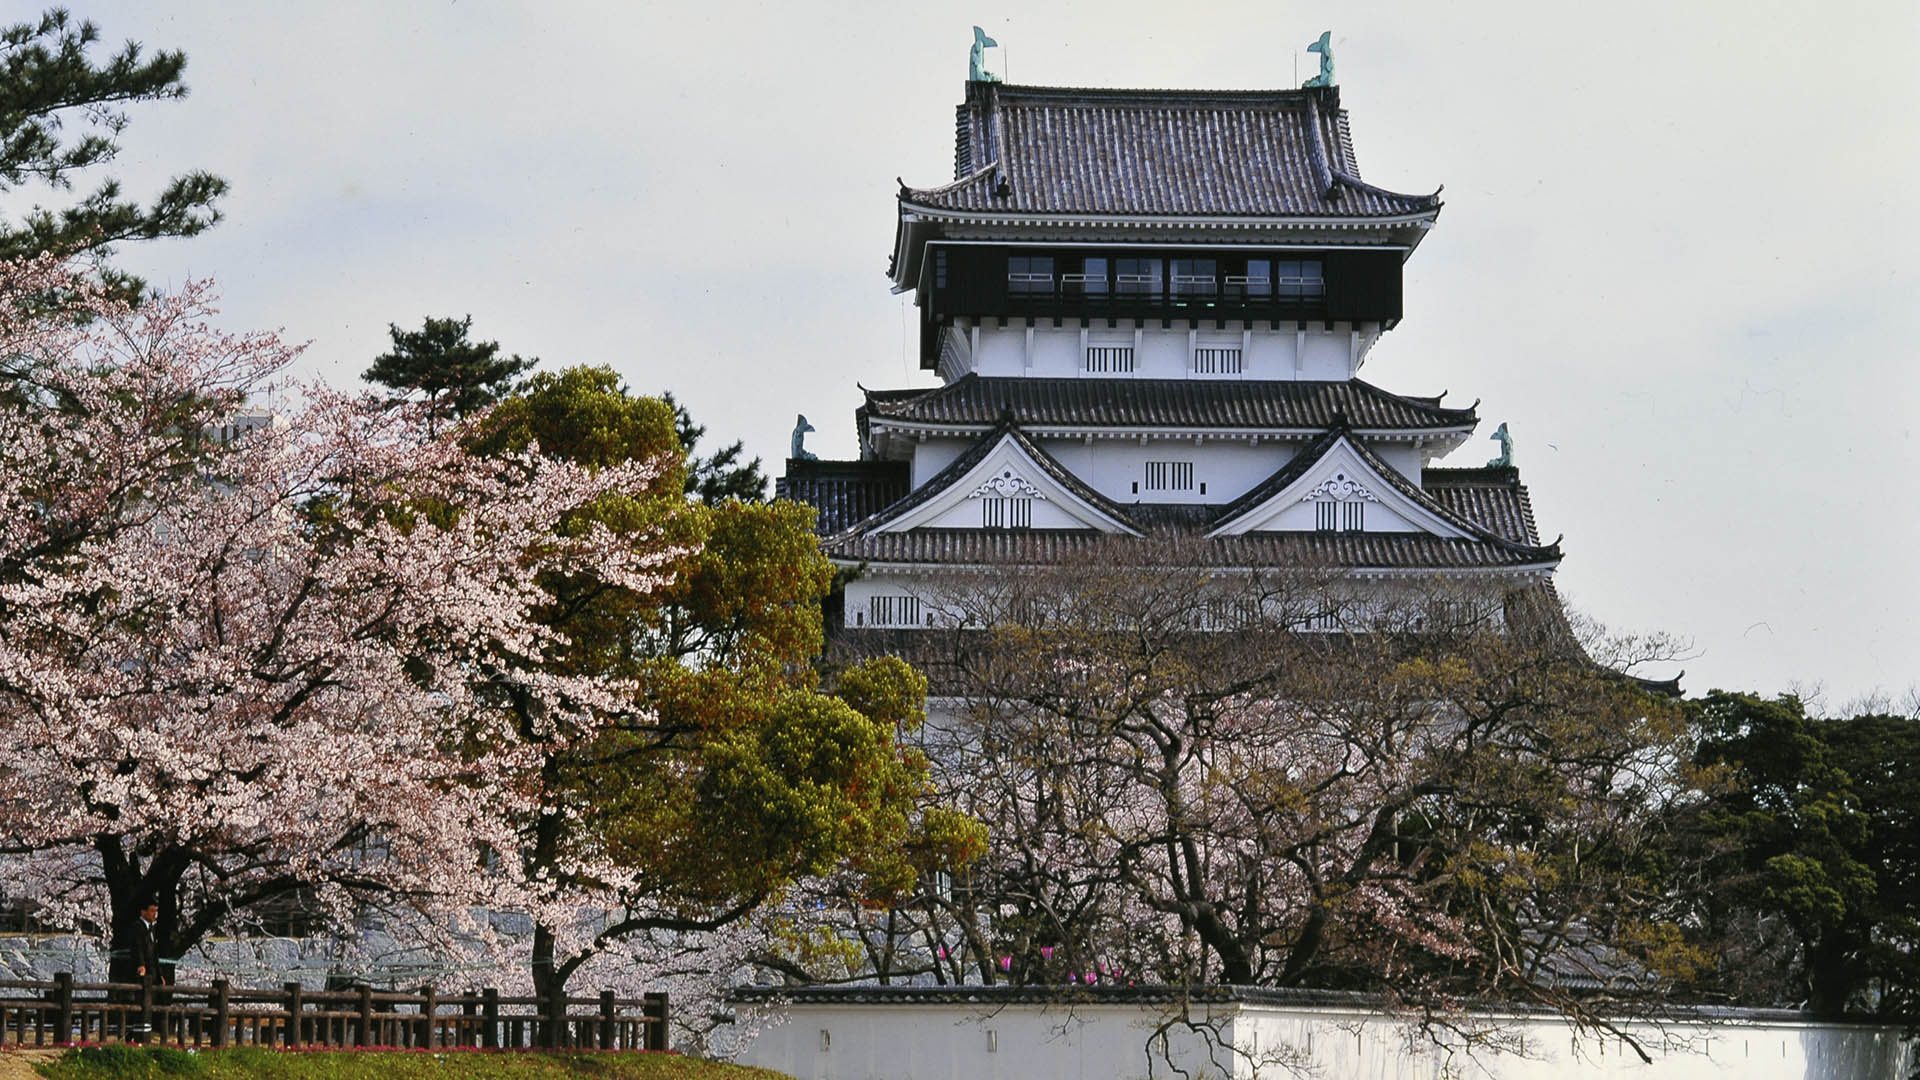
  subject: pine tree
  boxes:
[363,315,535,429]
[0,9,228,286]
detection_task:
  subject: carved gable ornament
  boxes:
[967,469,1047,500]
[1301,471,1378,503]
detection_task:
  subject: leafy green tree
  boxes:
[364,315,535,429]
[0,9,227,286]
[1683,691,1920,1014]
[661,390,768,504]
[467,366,959,1022]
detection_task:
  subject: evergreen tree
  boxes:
[0,9,227,286]
[466,366,954,1024]
[661,390,768,504]
[1680,692,1920,1015]
[363,315,535,429]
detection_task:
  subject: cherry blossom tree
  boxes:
[0,256,683,967]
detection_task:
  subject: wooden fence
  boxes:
[0,974,667,1051]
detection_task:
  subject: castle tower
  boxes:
[781,77,1558,637]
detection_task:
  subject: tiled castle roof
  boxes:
[776,459,911,535]
[811,422,1559,572]
[832,419,1140,540]
[903,83,1440,220]
[861,376,1473,435]
[823,529,1556,571]
[1424,466,1542,546]
[1205,428,1541,554]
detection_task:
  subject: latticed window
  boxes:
[1202,596,1262,630]
[1144,461,1195,491]
[1193,346,1243,374]
[980,496,1033,529]
[1300,606,1341,632]
[1315,500,1365,532]
[1085,345,1135,373]
[864,594,923,628]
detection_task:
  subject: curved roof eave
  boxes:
[896,200,1442,231]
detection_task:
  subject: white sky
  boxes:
[39,1,1920,706]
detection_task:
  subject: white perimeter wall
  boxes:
[733,1000,1913,1080]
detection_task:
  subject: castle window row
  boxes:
[1079,339,1243,376]
[1008,256,1324,299]
[920,247,1403,369]
[847,592,1501,635]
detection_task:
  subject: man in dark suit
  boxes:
[108,899,164,1041]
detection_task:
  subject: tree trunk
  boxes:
[96,836,188,978]
[1804,929,1865,1016]
[531,921,566,1048]
[528,791,570,1048]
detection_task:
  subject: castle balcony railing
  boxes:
[992,275,1328,318]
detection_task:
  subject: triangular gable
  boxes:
[871,429,1140,536]
[1208,434,1468,539]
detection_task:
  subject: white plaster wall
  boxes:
[1255,496,1424,533]
[736,1003,1236,1080]
[842,577,939,629]
[733,1000,1914,1080]
[1038,439,1297,505]
[845,576,1518,638]
[920,497,1089,530]
[964,323,1368,381]
[1373,442,1425,482]
[910,439,973,487]
[899,437,1439,510]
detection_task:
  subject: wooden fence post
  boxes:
[644,992,668,1051]
[356,985,373,1047]
[211,980,230,1048]
[599,990,615,1050]
[481,988,499,1049]
[421,986,437,1049]
[284,982,303,1046]
[52,972,73,1045]
[137,976,154,1045]
[543,989,562,1049]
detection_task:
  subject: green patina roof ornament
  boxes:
[970,27,1002,83]
[1302,30,1335,88]
[1486,422,1514,468]
[791,414,818,462]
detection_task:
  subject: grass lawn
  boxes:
[27,1046,792,1080]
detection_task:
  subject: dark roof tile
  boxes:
[861,376,1473,434]
[824,529,1557,571]
[1424,466,1542,546]
[831,420,1138,539]
[777,459,911,535]
[905,84,1439,220]
[1204,431,1551,563]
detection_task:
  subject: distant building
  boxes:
[782,79,1558,645]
